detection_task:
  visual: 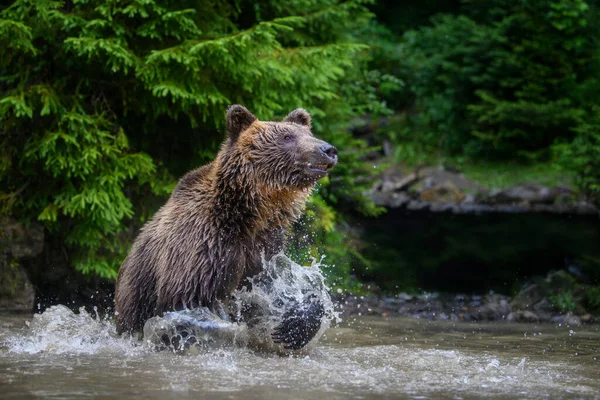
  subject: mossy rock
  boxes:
[511,270,586,314]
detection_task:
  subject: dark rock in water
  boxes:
[0,218,43,312]
[2,219,116,314]
[0,263,35,312]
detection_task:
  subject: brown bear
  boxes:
[114,105,337,349]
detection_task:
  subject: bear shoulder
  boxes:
[172,164,213,197]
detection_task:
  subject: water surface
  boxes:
[1,310,599,399]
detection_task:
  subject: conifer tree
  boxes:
[0,0,389,283]
[398,0,596,160]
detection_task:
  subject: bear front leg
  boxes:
[271,294,324,350]
[242,228,287,282]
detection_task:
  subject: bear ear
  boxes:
[283,108,311,128]
[226,105,257,141]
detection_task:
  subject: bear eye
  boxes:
[283,134,294,142]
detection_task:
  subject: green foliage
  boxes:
[586,285,600,314]
[554,108,600,203]
[392,0,597,160]
[1,0,388,281]
[550,290,577,313]
[458,161,573,190]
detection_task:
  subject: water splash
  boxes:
[143,253,338,354]
[2,253,336,356]
[2,305,142,355]
[232,252,338,353]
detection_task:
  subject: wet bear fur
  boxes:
[114,105,337,348]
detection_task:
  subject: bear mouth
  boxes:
[306,163,333,178]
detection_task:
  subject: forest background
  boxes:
[1,0,599,300]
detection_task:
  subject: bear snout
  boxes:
[319,143,338,169]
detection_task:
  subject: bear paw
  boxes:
[271,295,325,350]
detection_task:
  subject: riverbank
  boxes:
[367,164,599,215]
[338,292,598,325]
[338,267,600,326]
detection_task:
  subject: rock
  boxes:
[477,294,511,320]
[389,192,411,208]
[369,190,394,207]
[422,177,435,189]
[406,200,429,210]
[366,162,599,215]
[419,182,465,203]
[554,189,576,204]
[536,312,553,323]
[0,261,35,311]
[417,292,440,301]
[510,283,543,311]
[462,194,476,204]
[545,270,576,290]
[551,312,582,326]
[511,270,582,313]
[455,294,468,302]
[489,182,559,205]
[581,314,592,323]
[0,218,44,312]
[507,310,540,323]
[417,167,485,193]
[396,293,414,302]
[532,298,554,314]
[565,314,582,326]
[0,219,44,258]
[380,173,418,193]
[429,202,458,212]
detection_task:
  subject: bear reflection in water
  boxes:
[143,254,333,355]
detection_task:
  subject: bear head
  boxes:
[225,105,338,189]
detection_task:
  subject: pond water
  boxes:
[1,310,599,399]
[357,210,600,294]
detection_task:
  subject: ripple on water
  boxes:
[186,345,592,397]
